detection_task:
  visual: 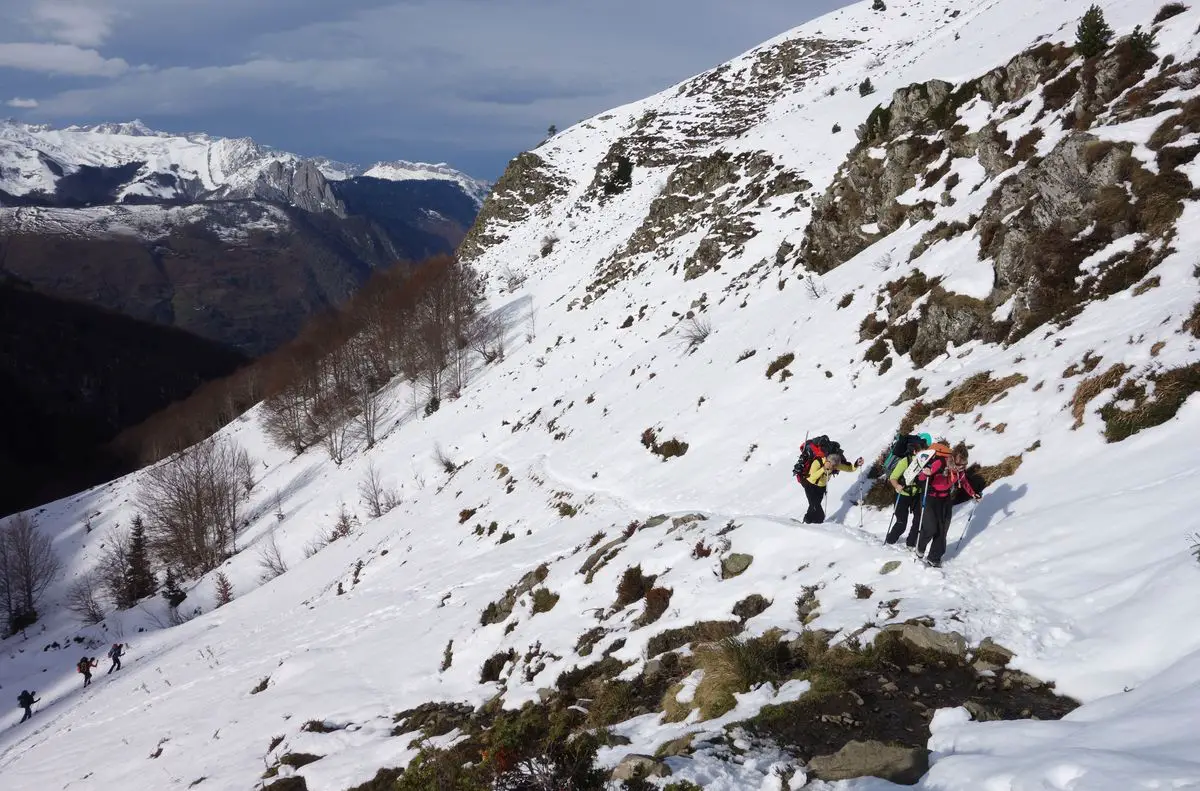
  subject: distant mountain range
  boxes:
[0,119,491,355]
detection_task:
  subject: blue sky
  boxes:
[0,1,848,180]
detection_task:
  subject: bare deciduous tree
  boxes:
[470,312,506,364]
[676,316,712,354]
[65,573,107,625]
[257,530,289,584]
[0,513,62,633]
[95,528,133,609]
[358,461,399,519]
[138,436,251,577]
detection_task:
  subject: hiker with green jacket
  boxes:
[884,436,930,547]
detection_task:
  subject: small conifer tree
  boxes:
[872,0,886,10]
[214,572,234,607]
[859,78,875,96]
[1075,5,1113,58]
[1129,25,1157,57]
[161,568,187,609]
[125,515,156,605]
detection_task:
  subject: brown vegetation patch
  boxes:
[941,372,1029,415]
[645,621,743,658]
[969,455,1023,488]
[1100,363,1200,442]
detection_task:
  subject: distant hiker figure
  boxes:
[884,434,931,547]
[78,656,98,687]
[17,690,38,723]
[794,435,863,524]
[107,643,124,674]
[916,443,980,567]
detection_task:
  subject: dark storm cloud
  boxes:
[1,0,849,178]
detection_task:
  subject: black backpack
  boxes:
[18,691,33,707]
[793,435,843,481]
[881,433,924,478]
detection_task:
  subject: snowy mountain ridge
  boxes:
[2,1,1200,789]
[0,118,490,210]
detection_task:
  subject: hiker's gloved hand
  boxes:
[973,494,982,501]
[854,457,863,468]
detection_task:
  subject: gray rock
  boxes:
[880,560,902,575]
[975,637,1015,666]
[883,623,967,659]
[720,553,754,579]
[808,740,928,785]
[655,735,694,757]
[610,754,672,781]
[644,514,670,528]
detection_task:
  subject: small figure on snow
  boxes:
[884,434,931,547]
[77,656,98,687]
[17,690,39,723]
[107,643,124,674]
[915,443,980,567]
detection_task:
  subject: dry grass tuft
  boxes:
[1100,363,1200,442]
[971,455,1024,488]
[942,372,1029,415]
[692,637,782,720]
[1071,364,1131,428]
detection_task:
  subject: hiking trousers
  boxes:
[885,492,922,546]
[917,497,953,563]
[109,657,120,673]
[21,707,32,723]
[801,479,826,523]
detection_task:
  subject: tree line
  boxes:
[60,253,494,625]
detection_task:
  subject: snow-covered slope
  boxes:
[0,119,490,210]
[3,1,1200,789]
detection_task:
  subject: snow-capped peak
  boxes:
[0,120,487,208]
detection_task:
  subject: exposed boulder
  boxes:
[721,553,754,579]
[610,754,671,781]
[882,623,967,659]
[807,740,928,785]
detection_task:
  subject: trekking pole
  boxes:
[953,498,980,555]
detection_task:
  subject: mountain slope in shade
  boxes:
[1,1,1199,790]
[0,273,247,517]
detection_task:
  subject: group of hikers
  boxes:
[15,643,124,724]
[795,432,980,568]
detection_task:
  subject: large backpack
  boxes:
[793,435,843,482]
[18,691,33,707]
[77,659,90,674]
[881,433,925,478]
[902,442,952,487]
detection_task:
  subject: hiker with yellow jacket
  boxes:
[800,451,863,524]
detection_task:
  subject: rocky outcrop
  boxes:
[240,159,347,217]
[458,152,567,262]
[585,150,812,301]
[808,740,928,785]
[809,33,1186,366]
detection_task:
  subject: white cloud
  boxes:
[31,57,382,116]
[0,42,128,76]
[6,97,40,108]
[29,0,115,47]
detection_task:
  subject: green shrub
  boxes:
[859,78,875,96]
[1075,4,1113,57]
